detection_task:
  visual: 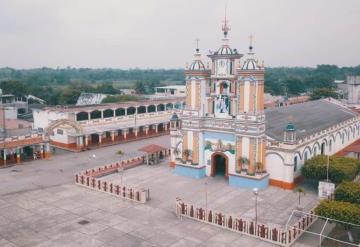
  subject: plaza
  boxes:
[0,135,319,247]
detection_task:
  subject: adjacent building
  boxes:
[33,97,185,151]
[155,85,186,97]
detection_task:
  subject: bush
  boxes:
[335,182,360,204]
[301,155,360,184]
[315,200,360,225]
[116,150,124,155]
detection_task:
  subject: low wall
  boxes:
[75,156,151,203]
[174,164,206,179]
[175,198,317,246]
[229,173,269,190]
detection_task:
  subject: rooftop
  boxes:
[138,144,167,153]
[265,98,357,141]
[39,96,185,113]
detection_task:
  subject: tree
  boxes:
[310,88,339,100]
[134,81,146,94]
[334,182,360,204]
[0,80,28,96]
[301,155,360,184]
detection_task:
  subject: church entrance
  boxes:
[211,153,228,178]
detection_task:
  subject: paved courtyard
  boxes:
[0,135,319,247]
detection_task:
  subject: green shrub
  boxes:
[116,150,124,155]
[315,200,360,225]
[301,155,360,184]
[335,182,360,204]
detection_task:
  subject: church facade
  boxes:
[170,18,269,189]
[170,18,360,190]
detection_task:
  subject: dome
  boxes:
[170,113,179,121]
[189,60,205,71]
[285,122,296,132]
[242,58,259,70]
[216,46,234,55]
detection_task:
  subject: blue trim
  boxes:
[174,165,206,179]
[229,174,269,190]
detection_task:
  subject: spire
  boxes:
[248,34,254,53]
[195,38,200,53]
[221,5,230,38]
[188,38,205,71]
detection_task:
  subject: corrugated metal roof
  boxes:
[265,99,357,141]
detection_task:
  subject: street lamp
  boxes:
[205,181,208,220]
[253,187,259,229]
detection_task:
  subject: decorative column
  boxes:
[111,131,115,142]
[16,148,21,164]
[135,128,138,137]
[123,129,127,140]
[44,143,51,158]
[145,126,149,135]
[85,135,89,147]
[164,123,168,132]
[3,149,7,166]
[78,136,84,148]
[99,133,102,144]
[155,124,158,133]
[40,144,44,159]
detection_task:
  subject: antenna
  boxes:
[195,38,200,52]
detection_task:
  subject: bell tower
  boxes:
[235,36,266,176]
[207,16,242,118]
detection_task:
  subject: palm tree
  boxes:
[183,149,191,161]
[238,157,249,173]
[256,162,264,173]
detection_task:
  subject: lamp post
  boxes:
[253,187,259,229]
[205,181,208,220]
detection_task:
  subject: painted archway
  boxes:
[45,119,83,137]
[211,152,229,178]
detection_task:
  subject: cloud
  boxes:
[0,0,359,68]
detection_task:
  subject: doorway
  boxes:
[211,153,228,178]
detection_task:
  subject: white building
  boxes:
[155,85,186,97]
[33,97,185,151]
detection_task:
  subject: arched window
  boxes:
[294,156,298,172]
[127,107,136,115]
[115,108,125,116]
[304,152,308,161]
[103,109,114,118]
[148,105,156,113]
[137,106,146,114]
[321,143,325,155]
[166,103,173,110]
[157,104,165,112]
[90,110,102,119]
[76,112,89,121]
[313,147,317,156]
[329,140,332,153]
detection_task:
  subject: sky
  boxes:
[0,0,359,69]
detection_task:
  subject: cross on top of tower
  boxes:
[222,6,230,37]
[249,34,254,52]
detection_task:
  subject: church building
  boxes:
[170,18,360,190]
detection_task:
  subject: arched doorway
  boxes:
[91,134,99,144]
[211,153,228,178]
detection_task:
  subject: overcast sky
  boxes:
[0,0,359,69]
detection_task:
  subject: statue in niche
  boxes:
[215,95,229,114]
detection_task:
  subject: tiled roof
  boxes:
[265,99,357,141]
